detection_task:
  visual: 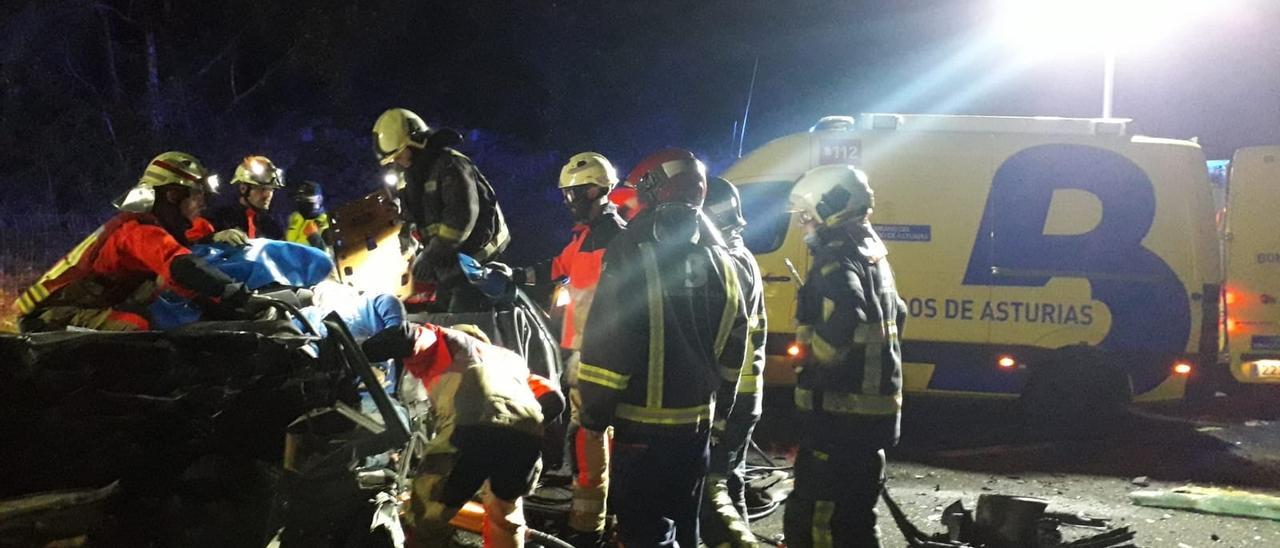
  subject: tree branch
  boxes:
[223,42,299,114]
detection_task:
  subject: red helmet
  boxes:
[625,148,707,209]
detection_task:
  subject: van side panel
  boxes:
[726,119,1215,401]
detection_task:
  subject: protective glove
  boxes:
[211,228,249,246]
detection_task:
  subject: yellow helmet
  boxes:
[372,108,431,166]
[231,155,285,188]
[559,152,618,189]
[789,165,874,227]
[139,151,214,191]
[116,151,217,212]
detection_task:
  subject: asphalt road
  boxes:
[747,388,1280,547]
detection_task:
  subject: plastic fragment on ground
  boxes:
[1131,485,1280,521]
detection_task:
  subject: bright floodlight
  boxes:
[206,174,220,192]
[993,0,1212,56]
[383,172,399,186]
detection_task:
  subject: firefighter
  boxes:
[578,148,749,547]
[14,152,270,332]
[361,322,563,548]
[285,180,330,250]
[209,155,286,240]
[782,165,907,548]
[513,152,626,546]
[372,108,510,312]
[700,176,767,548]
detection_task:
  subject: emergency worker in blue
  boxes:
[783,165,907,548]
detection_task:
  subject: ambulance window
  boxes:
[739,181,795,254]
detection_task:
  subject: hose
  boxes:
[526,527,575,548]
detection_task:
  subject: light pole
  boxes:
[1102,49,1115,118]
[992,0,1213,119]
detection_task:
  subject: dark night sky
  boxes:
[2,0,1278,260]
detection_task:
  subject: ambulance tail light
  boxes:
[1173,361,1193,376]
[997,355,1017,369]
[787,341,804,358]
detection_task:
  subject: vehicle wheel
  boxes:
[1019,345,1133,432]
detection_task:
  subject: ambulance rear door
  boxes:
[1225,146,1280,382]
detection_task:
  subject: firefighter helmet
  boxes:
[559,152,618,189]
[231,155,285,188]
[705,176,746,231]
[117,151,218,212]
[138,151,215,191]
[372,108,431,166]
[789,164,874,227]
[626,148,707,208]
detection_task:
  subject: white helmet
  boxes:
[372,108,431,166]
[559,152,618,189]
[789,165,874,227]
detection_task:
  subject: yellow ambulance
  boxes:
[1223,147,1280,383]
[722,113,1223,407]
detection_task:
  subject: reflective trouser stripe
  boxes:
[703,475,757,547]
[813,500,835,548]
[795,388,902,416]
[737,373,760,394]
[615,403,711,425]
[640,244,664,408]
[714,249,741,359]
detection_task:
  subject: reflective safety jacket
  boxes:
[524,207,626,349]
[285,211,330,249]
[577,208,749,438]
[402,148,509,263]
[210,204,284,240]
[725,235,768,415]
[14,213,236,324]
[794,223,907,448]
[366,324,556,456]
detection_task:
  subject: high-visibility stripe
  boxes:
[640,244,664,409]
[862,318,889,395]
[813,500,835,548]
[810,332,840,363]
[737,373,760,394]
[820,261,841,276]
[719,366,740,383]
[429,223,464,242]
[795,387,901,416]
[577,363,629,390]
[822,297,835,322]
[150,159,200,181]
[16,229,103,315]
[615,403,710,425]
[713,250,741,359]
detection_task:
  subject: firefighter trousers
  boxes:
[566,351,612,536]
[611,432,710,548]
[783,441,885,548]
[405,427,542,548]
[701,399,760,547]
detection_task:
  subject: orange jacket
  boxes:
[15,213,193,316]
[527,209,625,349]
